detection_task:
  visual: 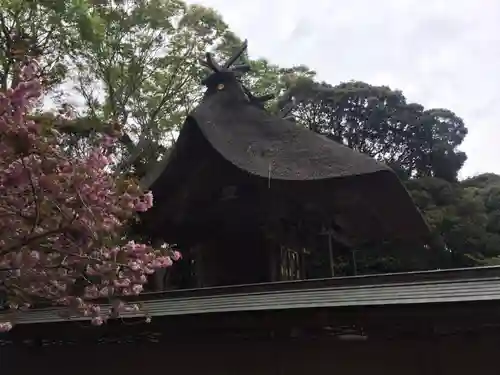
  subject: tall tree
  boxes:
[0,0,101,92]
[69,1,241,176]
[405,174,500,268]
[459,174,500,264]
[281,80,468,182]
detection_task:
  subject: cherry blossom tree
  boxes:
[0,59,178,332]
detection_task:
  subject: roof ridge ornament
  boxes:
[199,39,251,81]
[199,40,275,108]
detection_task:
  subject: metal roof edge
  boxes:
[122,265,500,300]
[4,271,500,325]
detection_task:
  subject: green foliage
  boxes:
[282,80,468,182]
[0,0,71,90]
[405,174,500,268]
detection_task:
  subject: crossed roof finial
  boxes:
[199,40,275,108]
[199,39,251,76]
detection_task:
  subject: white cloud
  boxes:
[189,0,500,178]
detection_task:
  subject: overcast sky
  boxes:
[189,0,500,178]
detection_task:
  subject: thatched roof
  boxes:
[138,42,430,245]
[192,85,385,181]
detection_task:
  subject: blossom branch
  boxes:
[0,57,180,332]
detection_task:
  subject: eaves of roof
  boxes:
[4,266,500,326]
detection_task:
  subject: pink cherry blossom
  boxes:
[0,321,13,332]
[0,59,179,331]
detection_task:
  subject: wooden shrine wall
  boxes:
[3,333,499,375]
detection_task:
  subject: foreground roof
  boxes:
[4,266,500,326]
